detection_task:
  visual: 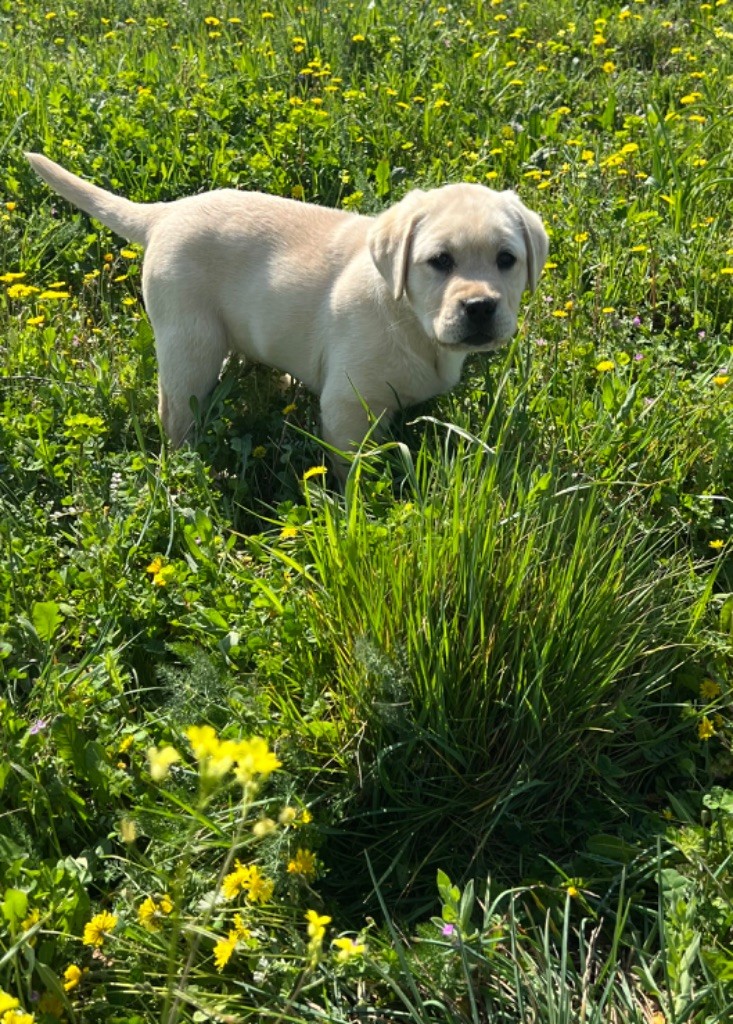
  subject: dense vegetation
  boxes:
[1,1,731,1021]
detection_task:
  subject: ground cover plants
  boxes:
[1,0,732,1021]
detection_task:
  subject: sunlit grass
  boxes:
[1,0,732,1021]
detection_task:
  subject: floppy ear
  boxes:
[368,189,425,301]
[503,192,549,292]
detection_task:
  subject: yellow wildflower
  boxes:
[185,726,236,780]
[82,910,118,947]
[698,717,715,741]
[700,679,721,699]
[279,805,298,825]
[333,936,366,961]
[306,909,331,939]
[213,932,237,971]
[147,745,180,782]
[222,860,251,900]
[303,465,327,480]
[0,992,19,1013]
[62,965,83,991]
[713,375,730,387]
[596,360,615,372]
[287,848,318,880]
[233,736,281,785]
[20,909,40,932]
[709,539,725,551]
[243,864,274,903]
[138,896,161,932]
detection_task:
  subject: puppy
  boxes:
[26,153,548,477]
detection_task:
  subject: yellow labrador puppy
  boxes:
[26,153,548,476]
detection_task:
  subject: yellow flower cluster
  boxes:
[305,909,331,964]
[147,726,281,792]
[222,860,275,903]
[287,847,318,880]
[188,725,281,786]
[146,555,176,587]
[0,990,35,1024]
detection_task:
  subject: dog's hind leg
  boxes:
[153,317,228,446]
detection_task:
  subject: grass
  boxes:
[1,0,732,1021]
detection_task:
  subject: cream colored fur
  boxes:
[26,153,548,477]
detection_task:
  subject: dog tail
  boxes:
[26,152,164,245]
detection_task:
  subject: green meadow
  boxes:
[1,0,732,1021]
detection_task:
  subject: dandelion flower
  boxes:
[82,910,118,947]
[700,679,721,700]
[243,864,274,904]
[596,360,615,372]
[698,717,715,741]
[222,861,251,900]
[303,465,327,480]
[213,933,237,971]
[138,897,161,932]
[713,375,729,387]
[709,539,725,551]
[287,848,318,880]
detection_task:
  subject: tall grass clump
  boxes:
[266,368,712,907]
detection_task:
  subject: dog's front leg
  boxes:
[319,389,391,484]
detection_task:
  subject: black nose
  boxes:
[464,296,498,330]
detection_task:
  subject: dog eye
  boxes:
[428,252,454,273]
[497,250,517,270]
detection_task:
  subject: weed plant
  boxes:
[1,0,732,1022]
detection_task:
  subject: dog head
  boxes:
[368,183,548,352]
